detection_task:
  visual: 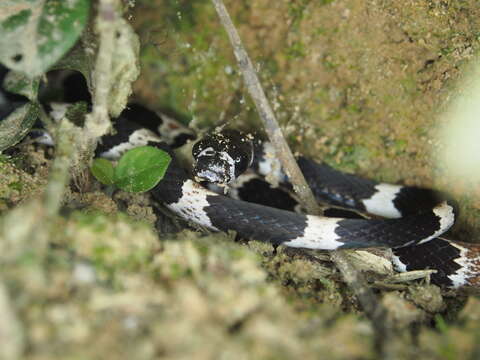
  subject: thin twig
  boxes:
[330,252,394,357]
[211,1,396,358]
[211,0,319,215]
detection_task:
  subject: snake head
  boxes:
[193,149,235,184]
[192,129,253,185]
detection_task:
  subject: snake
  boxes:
[94,102,479,290]
[2,67,479,290]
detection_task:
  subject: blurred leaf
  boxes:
[0,102,39,151]
[114,146,171,193]
[90,158,115,186]
[3,71,39,101]
[54,17,140,118]
[52,43,93,89]
[0,0,90,77]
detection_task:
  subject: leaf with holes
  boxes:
[90,158,115,186]
[0,102,39,151]
[0,0,90,77]
[114,146,171,193]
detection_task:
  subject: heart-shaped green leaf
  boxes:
[114,146,171,193]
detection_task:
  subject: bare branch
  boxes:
[211,0,320,215]
[211,1,396,357]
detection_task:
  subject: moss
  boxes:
[0,155,45,211]
[416,300,480,359]
[0,213,376,359]
[285,41,307,59]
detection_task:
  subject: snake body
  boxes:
[2,66,478,289]
[41,105,480,289]
[149,125,478,289]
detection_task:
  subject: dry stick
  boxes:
[211,1,319,213]
[211,1,395,357]
[331,253,394,357]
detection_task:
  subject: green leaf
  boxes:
[0,102,39,151]
[114,146,171,193]
[90,158,115,186]
[3,70,40,101]
[0,0,90,77]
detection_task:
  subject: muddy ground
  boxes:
[2,0,480,359]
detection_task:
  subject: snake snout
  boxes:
[193,155,233,184]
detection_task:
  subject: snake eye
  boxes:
[199,148,215,157]
[235,157,241,163]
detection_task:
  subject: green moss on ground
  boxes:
[2,209,377,359]
[0,150,48,212]
[2,200,479,359]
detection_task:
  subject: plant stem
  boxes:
[84,0,118,145]
[43,119,75,217]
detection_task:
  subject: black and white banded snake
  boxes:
[95,103,480,290]
[2,68,479,290]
